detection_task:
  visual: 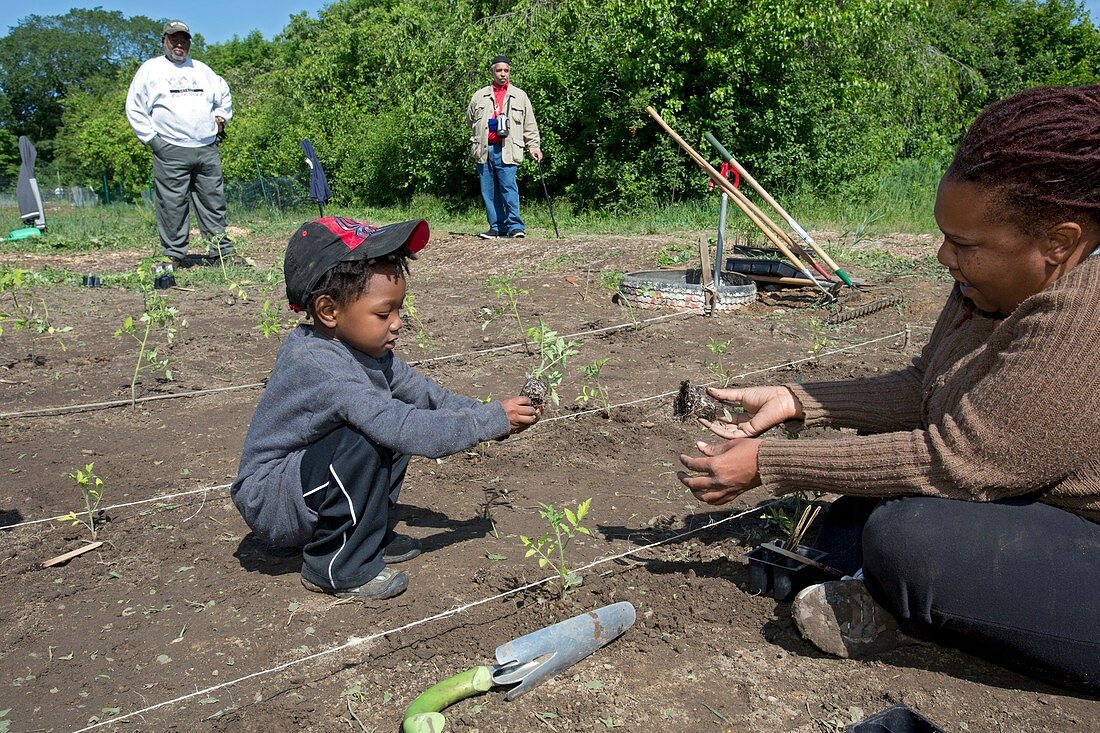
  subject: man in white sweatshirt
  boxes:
[126,20,236,267]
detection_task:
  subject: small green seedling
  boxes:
[485,271,530,349]
[600,270,640,328]
[704,336,735,386]
[576,357,611,416]
[521,321,580,407]
[57,463,105,541]
[520,498,592,598]
[760,490,824,548]
[116,266,186,405]
[0,266,73,354]
[808,318,830,357]
[256,300,284,338]
[402,293,432,349]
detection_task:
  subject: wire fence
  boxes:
[0,172,311,212]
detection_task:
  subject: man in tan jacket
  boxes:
[467,55,542,239]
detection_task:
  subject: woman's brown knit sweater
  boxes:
[758,258,1100,522]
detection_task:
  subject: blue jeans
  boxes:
[477,143,524,235]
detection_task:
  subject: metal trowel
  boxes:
[401,601,636,733]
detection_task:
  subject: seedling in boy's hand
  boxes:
[521,320,580,407]
[56,463,105,541]
[520,498,592,598]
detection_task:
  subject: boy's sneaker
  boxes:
[507,229,526,238]
[301,567,408,600]
[791,579,908,659]
[383,533,422,563]
[478,230,504,239]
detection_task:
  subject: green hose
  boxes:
[402,665,495,733]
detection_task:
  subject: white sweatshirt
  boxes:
[125,55,233,147]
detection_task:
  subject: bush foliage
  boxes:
[7,0,1098,210]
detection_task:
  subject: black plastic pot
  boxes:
[153,273,176,290]
[81,274,102,287]
[746,543,829,602]
[847,704,946,733]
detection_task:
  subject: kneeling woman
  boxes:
[678,85,1100,692]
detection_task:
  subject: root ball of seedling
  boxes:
[520,375,549,408]
[673,380,716,422]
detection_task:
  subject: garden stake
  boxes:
[644,107,834,302]
[704,131,855,287]
[536,159,561,239]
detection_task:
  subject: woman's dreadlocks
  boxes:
[946,85,1100,232]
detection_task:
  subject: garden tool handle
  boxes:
[402,665,495,733]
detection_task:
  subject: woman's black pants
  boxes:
[815,495,1100,692]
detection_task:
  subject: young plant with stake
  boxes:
[56,463,105,541]
[520,320,580,407]
[520,498,592,598]
[116,267,185,405]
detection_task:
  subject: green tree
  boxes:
[0,8,162,156]
[55,75,151,196]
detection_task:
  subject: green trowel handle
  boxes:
[402,665,495,733]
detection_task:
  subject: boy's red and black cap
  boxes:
[284,216,428,312]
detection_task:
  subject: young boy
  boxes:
[232,216,540,600]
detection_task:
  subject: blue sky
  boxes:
[1,0,1099,44]
[0,0,332,44]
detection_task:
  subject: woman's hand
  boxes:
[678,438,762,505]
[700,385,805,439]
[501,396,541,434]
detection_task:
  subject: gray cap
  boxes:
[162,19,191,36]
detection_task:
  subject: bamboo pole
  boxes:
[645,107,834,300]
[704,131,855,287]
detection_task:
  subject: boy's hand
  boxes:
[501,396,541,434]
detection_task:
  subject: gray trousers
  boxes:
[150,137,232,258]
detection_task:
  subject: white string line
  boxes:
[0,311,690,421]
[536,327,912,425]
[69,499,772,733]
[3,327,913,533]
[0,383,266,420]
[1,484,231,531]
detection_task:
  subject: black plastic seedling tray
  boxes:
[746,543,829,602]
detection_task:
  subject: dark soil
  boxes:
[1,230,1096,733]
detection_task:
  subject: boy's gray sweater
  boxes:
[232,325,509,547]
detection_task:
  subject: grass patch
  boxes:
[1,164,944,260]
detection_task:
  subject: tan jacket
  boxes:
[467,83,540,165]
